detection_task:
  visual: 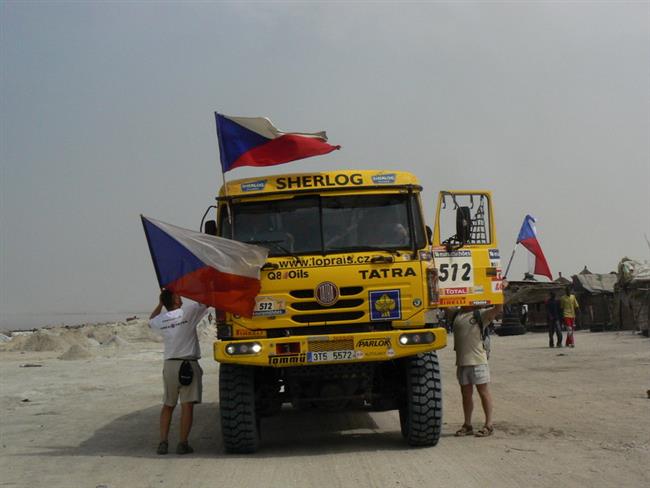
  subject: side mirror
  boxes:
[456,206,472,244]
[204,220,217,236]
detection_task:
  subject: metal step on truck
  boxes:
[202,169,503,453]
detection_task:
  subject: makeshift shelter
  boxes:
[572,271,617,331]
[503,280,567,332]
[615,258,650,335]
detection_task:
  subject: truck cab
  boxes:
[205,170,501,453]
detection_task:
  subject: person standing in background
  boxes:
[546,292,563,348]
[560,287,580,348]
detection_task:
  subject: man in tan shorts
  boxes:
[453,304,502,438]
[149,289,209,455]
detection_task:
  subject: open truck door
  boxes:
[432,191,504,308]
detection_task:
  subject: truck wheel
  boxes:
[219,364,260,453]
[399,352,442,447]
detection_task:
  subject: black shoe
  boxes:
[156,441,168,455]
[176,442,194,455]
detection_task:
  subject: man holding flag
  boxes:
[149,289,209,455]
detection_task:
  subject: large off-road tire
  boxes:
[219,364,260,454]
[399,352,442,447]
[496,325,527,336]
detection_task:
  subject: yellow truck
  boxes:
[203,169,503,453]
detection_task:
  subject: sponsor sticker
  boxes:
[491,280,504,293]
[371,173,396,184]
[473,285,485,294]
[441,287,469,296]
[471,300,491,306]
[240,180,267,192]
[269,353,306,366]
[433,250,471,258]
[488,249,501,260]
[234,329,266,337]
[369,289,401,321]
[419,251,433,261]
[267,269,310,280]
[356,337,391,348]
[439,296,468,306]
[253,296,286,317]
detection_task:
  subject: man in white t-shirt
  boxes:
[453,304,502,438]
[149,289,208,455]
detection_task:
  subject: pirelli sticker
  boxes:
[439,296,468,306]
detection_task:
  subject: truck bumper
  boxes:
[213,327,447,367]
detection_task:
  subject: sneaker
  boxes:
[156,441,168,455]
[176,442,194,455]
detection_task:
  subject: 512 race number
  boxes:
[437,258,474,287]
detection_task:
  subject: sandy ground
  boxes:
[0,322,648,488]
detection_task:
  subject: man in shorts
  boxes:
[560,287,580,348]
[453,304,502,438]
[149,289,209,455]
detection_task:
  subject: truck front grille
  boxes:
[307,337,354,352]
[291,299,364,311]
[292,312,365,324]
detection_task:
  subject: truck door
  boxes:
[432,191,504,308]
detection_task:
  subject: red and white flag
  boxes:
[141,216,268,317]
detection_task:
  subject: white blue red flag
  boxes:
[516,215,552,280]
[141,216,268,317]
[215,113,340,173]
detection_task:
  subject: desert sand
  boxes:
[0,320,648,488]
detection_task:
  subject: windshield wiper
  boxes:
[325,245,402,255]
[248,239,299,260]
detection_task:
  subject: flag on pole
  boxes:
[141,216,268,317]
[215,113,340,173]
[516,215,552,280]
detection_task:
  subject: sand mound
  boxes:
[0,334,11,343]
[102,335,131,348]
[10,331,67,352]
[58,344,93,360]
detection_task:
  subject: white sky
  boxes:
[1,1,649,325]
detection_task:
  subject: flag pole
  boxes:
[503,244,518,280]
[215,112,232,227]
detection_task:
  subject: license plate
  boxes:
[306,350,354,363]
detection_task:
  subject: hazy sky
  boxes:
[1,1,649,325]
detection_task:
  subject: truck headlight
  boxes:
[399,332,435,345]
[225,342,263,355]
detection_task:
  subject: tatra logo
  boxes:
[315,281,339,306]
[269,353,306,366]
[357,338,391,348]
[275,173,363,190]
[240,180,267,192]
[358,267,416,279]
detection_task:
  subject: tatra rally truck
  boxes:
[202,170,504,453]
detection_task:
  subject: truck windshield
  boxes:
[221,193,425,257]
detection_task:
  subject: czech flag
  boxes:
[215,113,340,173]
[141,216,268,317]
[516,215,552,280]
